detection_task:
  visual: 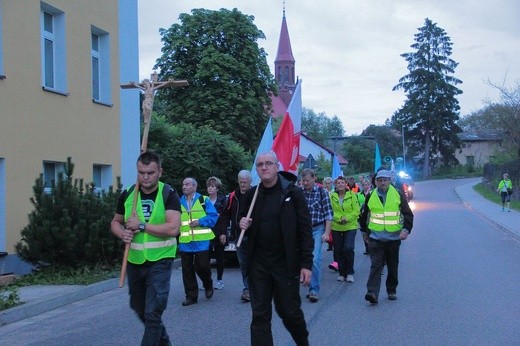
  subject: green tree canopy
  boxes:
[459,81,520,159]
[392,18,463,178]
[301,107,344,146]
[154,8,277,152]
[147,115,250,192]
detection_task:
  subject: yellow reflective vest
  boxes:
[179,196,215,243]
[124,182,177,264]
[367,185,402,232]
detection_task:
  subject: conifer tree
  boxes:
[15,158,122,268]
[392,18,463,178]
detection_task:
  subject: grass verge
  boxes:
[473,183,520,211]
[1,264,119,311]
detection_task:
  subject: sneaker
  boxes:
[337,276,345,282]
[241,290,250,302]
[214,280,224,290]
[346,275,354,283]
[364,293,378,304]
[508,209,511,212]
[308,292,319,303]
[502,207,505,211]
[328,261,338,272]
[388,293,397,300]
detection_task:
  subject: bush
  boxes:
[15,157,124,268]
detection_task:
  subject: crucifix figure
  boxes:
[121,71,189,152]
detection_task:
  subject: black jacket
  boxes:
[215,188,246,240]
[241,172,314,276]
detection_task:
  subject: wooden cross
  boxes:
[117,72,188,288]
[121,71,188,152]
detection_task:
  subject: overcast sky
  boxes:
[138,0,520,135]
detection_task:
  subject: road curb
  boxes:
[0,259,183,327]
[0,278,119,326]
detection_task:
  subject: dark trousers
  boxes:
[180,250,212,300]
[127,258,173,346]
[332,230,357,277]
[366,238,401,297]
[249,260,309,346]
[237,240,250,291]
[211,239,225,280]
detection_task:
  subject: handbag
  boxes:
[507,188,513,195]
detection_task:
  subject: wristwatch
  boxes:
[138,222,146,232]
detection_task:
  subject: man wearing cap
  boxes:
[359,169,414,304]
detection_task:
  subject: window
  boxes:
[92,164,112,193]
[91,26,111,105]
[43,161,65,193]
[41,2,67,94]
[465,156,475,166]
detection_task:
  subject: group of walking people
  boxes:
[110,150,415,346]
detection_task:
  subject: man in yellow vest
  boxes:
[111,151,181,345]
[178,177,219,306]
[360,169,414,304]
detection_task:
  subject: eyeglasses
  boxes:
[255,161,276,168]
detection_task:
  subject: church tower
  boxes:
[271,5,297,116]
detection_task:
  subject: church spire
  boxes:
[274,2,295,87]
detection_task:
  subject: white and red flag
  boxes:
[272,80,302,175]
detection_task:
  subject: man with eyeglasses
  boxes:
[239,151,314,346]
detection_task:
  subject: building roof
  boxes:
[458,130,503,142]
[300,132,348,164]
[270,94,288,118]
[274,15,295,63]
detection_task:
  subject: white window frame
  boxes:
[43,161,65,193]
[40,2,67,94]
[92,164,112,193]
[91,26,112,106]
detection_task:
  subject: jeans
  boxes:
[309,224,325,294]
[366,238,401,297]
[127,258,173,346]
[332,229,357,276]
[237,239,250,291]
[249,260,309,346]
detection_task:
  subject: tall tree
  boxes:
[154,8,277,152]
[392,18,463,178]
[301,107,345,146]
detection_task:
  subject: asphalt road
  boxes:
[1,179,519,345]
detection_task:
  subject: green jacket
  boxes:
[330,190,360,231]
[498,179,513,192]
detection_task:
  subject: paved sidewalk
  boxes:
[1,178,518,327]
[454,177,520,240]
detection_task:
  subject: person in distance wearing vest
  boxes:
[178,177,219,306]
[360,169,414,304]
[111,151,181,346]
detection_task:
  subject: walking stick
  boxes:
[237,185,259,248]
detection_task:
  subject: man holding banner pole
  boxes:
[239,151,313,346]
